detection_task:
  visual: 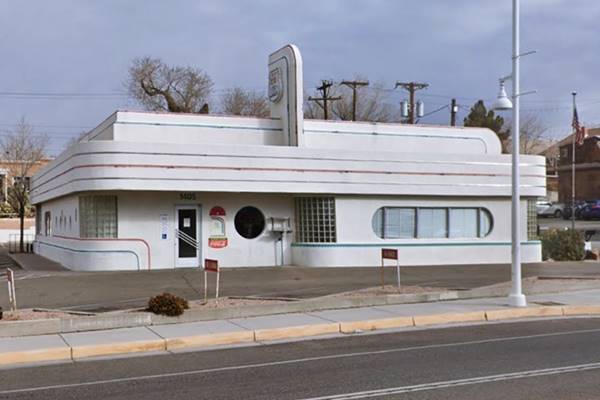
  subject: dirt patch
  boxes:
[187,297,289,309]
[1,309,74,321]
[330,285,446,298]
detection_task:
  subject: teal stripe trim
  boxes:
[115,121,282,132]
[292,241,541,248]
[304,129,488,152]
[35,241,140,270]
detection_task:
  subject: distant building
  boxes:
[539,142,560,202]
[0,159,51,204]
[557,127,600,202]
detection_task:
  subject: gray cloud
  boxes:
[0,0,598,154]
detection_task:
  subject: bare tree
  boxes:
[2,118,47,252]
[503,113,550,154]
[126,57,213,113]
[304,94,325,119]
[221,87,269,117]
[332,81,393,123]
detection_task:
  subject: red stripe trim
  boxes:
[33,163,546,191]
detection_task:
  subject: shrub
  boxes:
[541,229,585,261]
[0,203,15,217]
[147,293,189,317]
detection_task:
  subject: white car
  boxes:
[536,201,564,218]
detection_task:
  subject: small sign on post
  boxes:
[204,259,220,304]
[381,248,401,289]
[6,268,17,311]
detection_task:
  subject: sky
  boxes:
[0,0,599,156]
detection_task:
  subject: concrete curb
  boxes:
[254,323,340,342]
[165,331,255,350]
[339,316,414,333]
[0,347,72,366]
[71,339,166,360]
[4,304,600,367]
[414,311,486,326]
[485,306,563,321]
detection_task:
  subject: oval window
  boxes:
[234,206,265,239]
[372,207,493,239]
[479,208,493,237]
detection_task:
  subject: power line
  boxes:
[419,104,449,119]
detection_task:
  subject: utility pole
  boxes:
[308,80,342,120]
[450,98,457,126]
[340,80,369,121]
[395,82,429,124]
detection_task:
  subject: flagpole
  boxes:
[571,92,577,231]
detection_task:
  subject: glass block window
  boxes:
[527,199,538,240]
[295,197,336,243]
[79,195,118,238]
[373,207,492,239]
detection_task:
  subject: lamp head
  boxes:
[492,80,513,111]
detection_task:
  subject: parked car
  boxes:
[563,200,594,220]
[536,201,564,218]
[580,200,600,220]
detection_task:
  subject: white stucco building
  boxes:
[30,45,545,271]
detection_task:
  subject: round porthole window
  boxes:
[234,206,265,239]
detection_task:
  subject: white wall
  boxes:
[291,195,541,267]
[34,194,146,271]
[291,242,542,267]
[36,191,295,271]
[34,191,542,271]
[117,191,295,269]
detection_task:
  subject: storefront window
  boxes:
[373,207,492,239]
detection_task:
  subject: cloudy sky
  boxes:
[0,0,598,155]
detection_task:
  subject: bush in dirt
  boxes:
[147,293,189,316]
[540,229,585,261]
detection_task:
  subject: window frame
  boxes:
[372,206,493,240]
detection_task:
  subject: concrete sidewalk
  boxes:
[2,289,600,368]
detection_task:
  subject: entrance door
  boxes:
[175,206,200,267]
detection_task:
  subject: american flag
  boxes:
[573,106,586,146]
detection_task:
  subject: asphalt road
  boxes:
[3,261,600,312]
[1,318,600,399]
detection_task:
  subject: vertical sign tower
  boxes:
[268,45,304,147]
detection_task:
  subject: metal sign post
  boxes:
[381,249,400,289]
[6,268,16,311]
[204,259,220,304]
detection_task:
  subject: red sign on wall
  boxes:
[204,259,219,273]
[209,206,226,217]
[381,248,398,260]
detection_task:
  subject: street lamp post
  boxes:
[508,0,526,308]
[492,0,532,307]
